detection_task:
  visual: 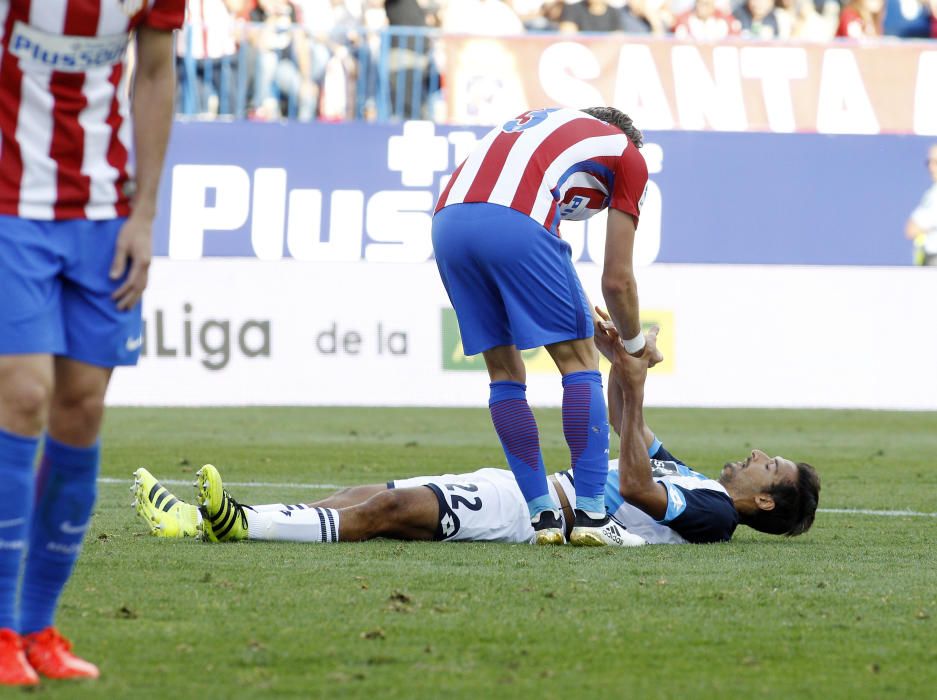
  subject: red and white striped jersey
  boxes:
[0,0,185,220]
[435,107,649,236]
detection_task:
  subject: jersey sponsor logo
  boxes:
[10,21,128,74]
[651,459,680,477]
[0,517,26,529]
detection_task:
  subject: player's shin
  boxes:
[562,371,609,516]
[245,506,340,543]
[19,437,98,634]
[488,381,552,517]
[0,430,38,631]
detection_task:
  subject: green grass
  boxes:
[41,408,937,698]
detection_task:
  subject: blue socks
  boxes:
[489,381,553,518]
[562,371,609,515]
[19,436,99,635]
[0,430,39,631]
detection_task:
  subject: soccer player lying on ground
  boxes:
[132,326,820,546]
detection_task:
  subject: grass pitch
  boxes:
[45,407,937,699]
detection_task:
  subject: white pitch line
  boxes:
[99,477,346,490]
[100,478,937,518]
[818,508,937,518]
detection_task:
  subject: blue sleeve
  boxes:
[658,484,739,544]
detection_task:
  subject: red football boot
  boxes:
[23,627,99,680]
[0,628,39,686]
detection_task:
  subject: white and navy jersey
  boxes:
[553,445,738,545]
[435,107,648,236]
[392,445,737,546]
[0,0,185,220]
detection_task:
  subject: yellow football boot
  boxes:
[132,467,201,538]
[194,464,249,542]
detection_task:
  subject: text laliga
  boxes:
[139,303,271,370]
[168,165,433,262]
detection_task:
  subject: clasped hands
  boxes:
[592,306,663,384]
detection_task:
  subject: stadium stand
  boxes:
[174,0,937,121]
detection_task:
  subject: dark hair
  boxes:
[581,107,643,148]
[743,462,821,537]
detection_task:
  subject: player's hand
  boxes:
[611,326,660,388]
[592,306,620,361]
[596,306,664,368]
[109,214,153,311]
[643,331,664,368]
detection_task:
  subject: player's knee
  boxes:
[53,389,105,423]
[363,489,406,526]
[49,386,106,442]
[0,372,52,430]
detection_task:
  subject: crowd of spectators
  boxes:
[177,0,937,121]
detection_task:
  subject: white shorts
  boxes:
[391,467,572,544]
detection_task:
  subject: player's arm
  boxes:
[602,209,641,347]
[594,306,656,449]
[602,210,663,367]
[607,367,657,448]
[110,25,176,310]
[609,328,668,520]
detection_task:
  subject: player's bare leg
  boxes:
[47,358,112,447]
[20,358,110,680]
[196,466,439,543]
[0,355,54,436]
[247,486,439,542]
[482,344,526,384]
[544,337,599,376]
[546,338,619,546]
[308,484,388,509]
[334,487,439,541]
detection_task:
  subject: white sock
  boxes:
[245,506,340,543]
[248,503,309,514]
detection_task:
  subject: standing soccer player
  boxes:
[0,0,183,685]
[432,106,659,546]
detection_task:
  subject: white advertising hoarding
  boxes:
[106,260,937,410]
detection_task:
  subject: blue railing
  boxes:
[176,24,441,123]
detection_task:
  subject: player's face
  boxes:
[721,449,797,495]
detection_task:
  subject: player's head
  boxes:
[581,107,643,149]
[928,144,937,182]
[719,449,820,537]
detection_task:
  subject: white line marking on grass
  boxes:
[818,508,937,518]
[101,478,937,517]
[100,477,346,490]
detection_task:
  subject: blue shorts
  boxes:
[432,203,592,356]
[0,216,142,367]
